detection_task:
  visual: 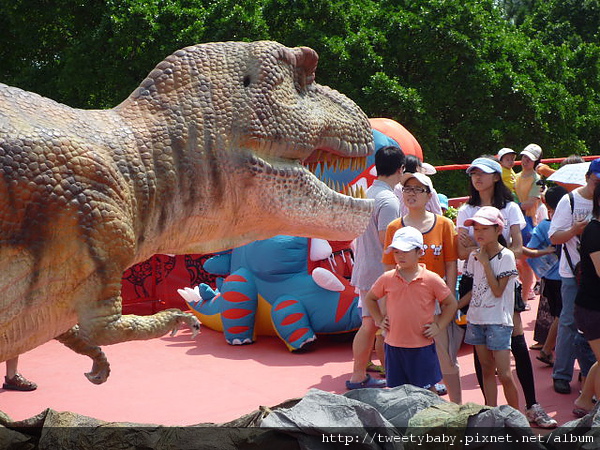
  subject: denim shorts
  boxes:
[465,323,513,351]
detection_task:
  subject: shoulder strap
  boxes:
[562,190,578,273]
[568,191,574,214]
[563,242,577,273]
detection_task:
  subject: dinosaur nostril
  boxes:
[243,75,251,87]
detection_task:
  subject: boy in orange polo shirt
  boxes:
[366,227,458,391]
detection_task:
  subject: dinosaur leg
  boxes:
[76,279,199,347]
[220,269,258,345]
[55,326,110,384]
[81,301,201,346]
[271,295,316,351]
[74,292,200,383]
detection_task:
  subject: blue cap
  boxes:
[466,157,502,175]
[437,193,449,210]
[590,158,600,177]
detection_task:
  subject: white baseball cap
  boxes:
[385,226,424,253]
[421,162,437,175]
[521,143,542,161]
[497,148,516,160]
[400,172,433,191]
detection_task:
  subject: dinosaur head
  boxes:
[126,41,374,252]
[233,41,374,242]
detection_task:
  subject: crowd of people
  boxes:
[347,144,600,429]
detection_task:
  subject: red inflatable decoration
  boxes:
[349,118,424,190]
[369,118,423,160]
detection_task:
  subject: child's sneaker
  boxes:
[525,403,557,428]
[435,383,448,396]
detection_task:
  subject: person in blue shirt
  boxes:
[523,185,567,366]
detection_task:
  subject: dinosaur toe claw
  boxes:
[85,366,110,385]
[228,338,253,345]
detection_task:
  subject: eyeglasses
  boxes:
[402,186,429,194]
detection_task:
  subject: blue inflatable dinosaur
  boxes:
[178,235,360,351]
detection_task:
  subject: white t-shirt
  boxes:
[464,247,518,326]
[548,189,593,278]
[536,202,549,224]
[457,202,525,246]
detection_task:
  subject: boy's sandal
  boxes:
[536,350,554,367]
[529,342,543,350]
[345,374,386,390]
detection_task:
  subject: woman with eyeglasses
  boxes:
[456,156,557,428]
[382,171,461,403]
[393,155,442,216]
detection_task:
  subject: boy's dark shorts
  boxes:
[384,342,442,389]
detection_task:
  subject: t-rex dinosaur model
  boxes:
[0,40,373,384]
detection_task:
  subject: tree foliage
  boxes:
[1,0,599,196]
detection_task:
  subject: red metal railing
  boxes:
[443,155,600,208]
[437,155,600,172]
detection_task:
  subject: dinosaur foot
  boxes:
[169,312,201,339]
[292,335,317,353]
[85,359,111,385]
[227,338,253,345]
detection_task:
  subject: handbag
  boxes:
[457,274,473,315]
[514,279,526,312]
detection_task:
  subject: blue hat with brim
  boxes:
[466,157,502,175]
[437,193,449,210]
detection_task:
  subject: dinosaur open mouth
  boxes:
[303,149,368,172]
[302,148,369,198]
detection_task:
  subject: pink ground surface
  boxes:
[0,295,582,427]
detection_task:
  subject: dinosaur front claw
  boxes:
[170,313,201,338]
[186,315,201,339]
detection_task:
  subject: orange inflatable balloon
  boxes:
[369,118,423,161]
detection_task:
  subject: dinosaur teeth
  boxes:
[345,184,366,199]
[302,153,367,178]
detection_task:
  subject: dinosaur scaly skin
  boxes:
[0,41,373,383]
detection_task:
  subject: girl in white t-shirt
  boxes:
[462,206,520,409]
[457,156,557,428]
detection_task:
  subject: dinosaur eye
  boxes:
[243,75,251,87]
